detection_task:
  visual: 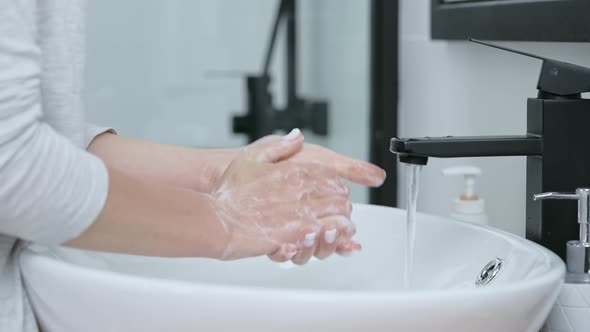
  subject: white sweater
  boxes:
[0,0,110,330]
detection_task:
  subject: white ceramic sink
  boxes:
[20,204,564,332]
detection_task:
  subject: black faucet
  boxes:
[390,39,590,260]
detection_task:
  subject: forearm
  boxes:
[88,133,239,193]
[64,166,229,258]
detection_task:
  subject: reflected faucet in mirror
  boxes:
[232,0,329,143]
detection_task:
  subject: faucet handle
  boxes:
[470,39,590,96]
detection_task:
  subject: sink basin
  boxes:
[20,204,564,332]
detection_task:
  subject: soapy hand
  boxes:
[212,129,386,264]
[211,129,357,261]
[240,135,386,264]
[292,142,386,188]
[264,136,386,263]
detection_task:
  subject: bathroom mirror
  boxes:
[84,0,378,205]
[431,0,590,42]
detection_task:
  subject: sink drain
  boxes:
[476,258,504,286]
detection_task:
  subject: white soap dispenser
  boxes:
[442,166,488,225]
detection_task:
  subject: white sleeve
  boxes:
[85,124,116,149]
[0,0,109,245]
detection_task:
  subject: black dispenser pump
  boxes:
[470,39,590,99]
[390,39,590,260]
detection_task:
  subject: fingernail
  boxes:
[377,171,387,185]
[283,128,301,141]
[337,217,353,231]
[372,171,387,187]
[342,246,361,256]
[341,184,350,195]
[303,232,317,247]
[346,222,357,235]
[285,250,298,260]
[324,229,337,244]
[340,250,356,257]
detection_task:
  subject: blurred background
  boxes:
[83,0,590,236]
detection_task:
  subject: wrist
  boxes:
[197,148,239,193]
[203,192,234,260]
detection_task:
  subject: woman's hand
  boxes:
[211,129,357,262]
[226,131,385,263]
[291,142,386,188]
[230,134,386,189]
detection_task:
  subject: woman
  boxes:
[0,1,386,331]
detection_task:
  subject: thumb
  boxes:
[251,128,304,163]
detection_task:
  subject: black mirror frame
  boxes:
[370,0,399,207]
[431,0,590,42]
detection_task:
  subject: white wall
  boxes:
[398,0,590,235]
[84,0,371,203]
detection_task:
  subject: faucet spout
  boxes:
[390,135,543,165]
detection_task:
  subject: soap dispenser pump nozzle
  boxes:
[442,166,482,200]
[442,166,487,225]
